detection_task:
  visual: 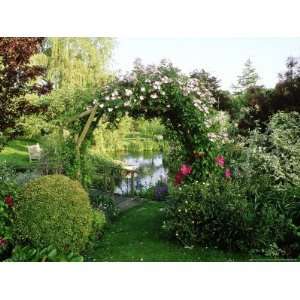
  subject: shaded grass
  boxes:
[85,201,254,262]
[0,138,37,170]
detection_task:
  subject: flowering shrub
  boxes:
[239,112,300,186]
[215,155,225,168]
[224,168,232,179]
[174,164,192,186]
[214,153,236,179]
[4,195,14,208]
[164,176,299,255]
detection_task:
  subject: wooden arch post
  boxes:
[64,104,99,179]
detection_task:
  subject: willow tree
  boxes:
[33,38,115,89]
[27,38,115,141]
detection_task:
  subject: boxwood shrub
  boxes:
[15,175,95,253]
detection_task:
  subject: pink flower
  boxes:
[4,195,14,208]
[215,155,225,168]
[174,172,184,186]
[174,164,192,186]
[225,168,232,178]
[180,164,192,176]
[0,238,7,247]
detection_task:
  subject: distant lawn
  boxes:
[0,138,37,170]
[85,201,254,262]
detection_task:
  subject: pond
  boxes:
[114,152,168,195]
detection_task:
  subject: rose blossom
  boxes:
[180,164,192,176]
[4,195,14,208]
[215,155,225,168]
[225,168,232,178]
[174,172,184,186]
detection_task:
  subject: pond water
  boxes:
[114,152,168,195]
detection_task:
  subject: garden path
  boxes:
[89,188,146,211]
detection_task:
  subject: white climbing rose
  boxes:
[125,89,133,96]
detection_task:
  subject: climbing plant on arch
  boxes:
[66,60,220,182]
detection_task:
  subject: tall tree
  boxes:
[233,58,260,93]
[0,37,51,138]
[34,38,115,89]
[273,56,300,112]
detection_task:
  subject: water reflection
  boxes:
[114,152,168,195]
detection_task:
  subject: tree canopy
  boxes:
[33,38,115,89]
[233,58,260,93]
[0,37,51,137]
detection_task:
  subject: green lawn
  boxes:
[0,138,37,170]
[85,201,254,262]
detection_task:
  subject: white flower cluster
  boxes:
[125,89,133,96]
[182,78,199,95]
[208,132,229,143]
[193,99,210,114]
[153,81,161,90]
[118,72,137,82]
[207,111,231,143]
[204,119,213,129]
[180,78,216,115]
[94,60,217,118]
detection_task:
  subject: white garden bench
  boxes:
[27,144,42,162]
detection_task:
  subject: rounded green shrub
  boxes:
[15,175,94,253]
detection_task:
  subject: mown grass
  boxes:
[85,201,254,262]
[0,138,37,170]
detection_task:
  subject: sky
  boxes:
[112,38,300,90]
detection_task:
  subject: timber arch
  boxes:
[65,60,218,181]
